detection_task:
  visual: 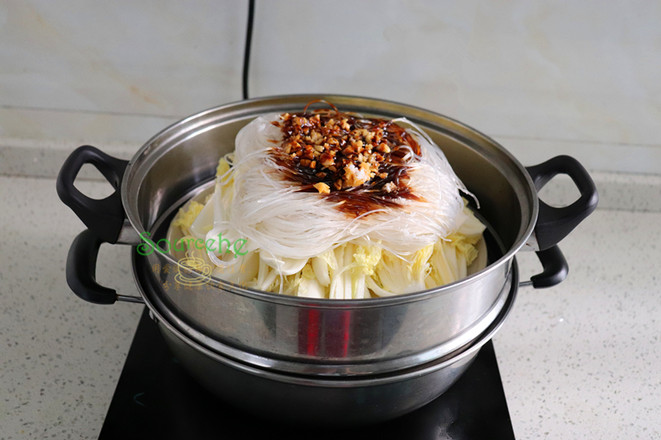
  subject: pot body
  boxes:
[136,233,513,376]
[58,94,597,376]
[144,259,518,427]
[158,325,477,426]
[124,95,534,374]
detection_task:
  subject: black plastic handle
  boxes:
[56,145,129,244]
[529,245,569,288]
[526,155,598,251]
[66,229,118,304]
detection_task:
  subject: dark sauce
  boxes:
[269,105,424,218]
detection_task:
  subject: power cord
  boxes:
[242,0,256,100]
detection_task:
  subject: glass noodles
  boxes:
[167,103,486,299]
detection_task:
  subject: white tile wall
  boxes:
[1,1,245,115]
[1,0,659,174]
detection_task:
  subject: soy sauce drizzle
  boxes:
[269,102,423,218]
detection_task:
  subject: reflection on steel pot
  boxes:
[57,95,597,421]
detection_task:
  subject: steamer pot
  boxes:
[57,95,597,377]
[134,250,519,426]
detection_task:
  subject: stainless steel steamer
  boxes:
[57,95,597,423]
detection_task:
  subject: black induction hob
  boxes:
[99,307,515,439]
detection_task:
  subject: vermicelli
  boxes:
[169,104,486,298]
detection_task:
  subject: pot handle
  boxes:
[58,145,142,304]
[56,145,129,244]
[521,155,598,288]
[66,229,143,304]
[525,155,598,251]
[521,245,569,288]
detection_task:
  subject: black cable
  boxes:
[242,0,255,100]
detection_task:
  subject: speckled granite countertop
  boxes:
[1,173,659,439]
